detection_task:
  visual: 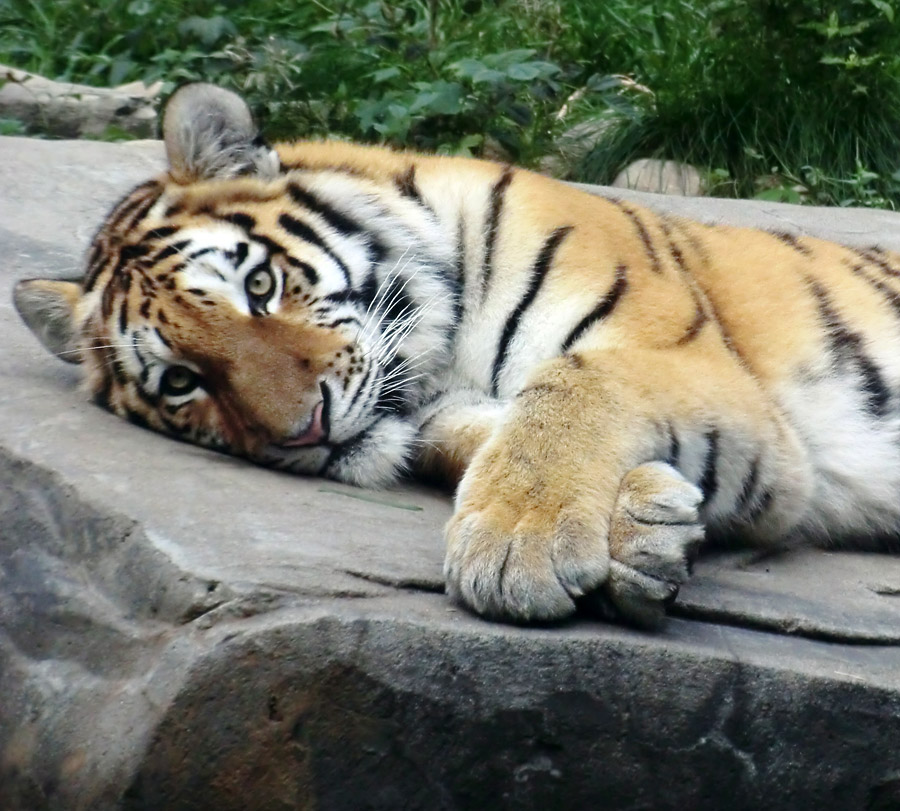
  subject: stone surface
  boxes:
[2,135,900,809]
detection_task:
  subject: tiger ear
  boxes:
[162,83,280,183]
[13,278,83,364]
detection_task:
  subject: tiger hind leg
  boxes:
[600,461,705,627]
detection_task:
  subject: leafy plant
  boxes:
[1,0,900,207]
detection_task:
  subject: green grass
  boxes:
[1,0,899,207]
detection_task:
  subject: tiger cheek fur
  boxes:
[14,82,900,626]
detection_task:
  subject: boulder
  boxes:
[2,136,900,810]
[612,157,704,196]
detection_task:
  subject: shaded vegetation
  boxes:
[1,0,899,206]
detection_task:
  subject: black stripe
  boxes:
[616,202,662,274]
[154,327,171,348]
[665,424,680,468]
[324,289,362,305]
[676,293,708,345]
[185,242,217,264]
[232,242,249,267]
[125,188,163,225]
[125,409,151,431]
[92,373,113,411]
[491,226,573,395]
[735,457,761,517]
[84,183,163,292]
[325,316,359,329]
[808,278,890,417]
[356,268,379,311]
[451,218,466,330]
[288,258,319,286]
[480,167,515,298]
[111,358,128,386]
[561,264,627,352]
[346,362,374,415]
[666,219,755,371]
[101,181,162,239]
[658,218,688,272]
[853,247,900,278]
[287,182,364,237]
[771,230,812,256]
[142,226,178,243]
[381,274,416,327]
[395,165,427,208]
[699,429,720,505]
[374,361,412,414]
[252,234,286,257]
[226,212,256,231]
[847,262,900,321]
[152,240,191,264]
[744,490,773,525]
[278,213,352,287]
[324,415,389,475]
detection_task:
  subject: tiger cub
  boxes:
[14,83,900,626]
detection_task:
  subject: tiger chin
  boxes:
[14,83,900,628]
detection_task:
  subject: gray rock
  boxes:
[612,157,704,196]
[0,66,160,139]
[2,135,900,810]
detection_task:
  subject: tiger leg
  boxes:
[414,390,507,489]
[443,347,812,623]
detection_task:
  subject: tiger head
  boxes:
[14,84,456,487]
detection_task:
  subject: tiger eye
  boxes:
[245,267,274,298]
[160,365,199,397]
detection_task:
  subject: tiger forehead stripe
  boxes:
[83,180,164,291]
[277,212,352,287]
[286,182,364,238]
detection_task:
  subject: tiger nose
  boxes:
[281,401,325,446]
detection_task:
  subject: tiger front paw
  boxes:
[443,490,610,623]
[603,461,705,627]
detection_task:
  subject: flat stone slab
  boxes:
[2,136,900,810]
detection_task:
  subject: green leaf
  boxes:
[371,66,401,83]
[126,0,153,16]
[471,67,505,84]
[451,58,486,79]
[408,81,464,115]
[754,187,802,204]
[178,15,237,47]
[506,60,559,81]
[868,0,894,22]
[0,117,26,136]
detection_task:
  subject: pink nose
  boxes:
[280,400,326,447]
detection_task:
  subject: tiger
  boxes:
[13,83,900,627]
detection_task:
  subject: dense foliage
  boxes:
[1,0,899,206]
